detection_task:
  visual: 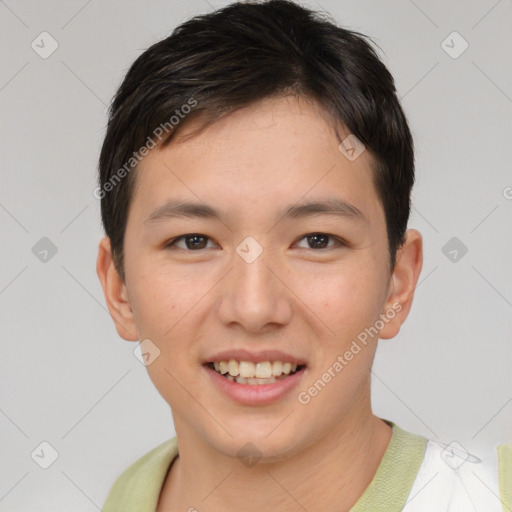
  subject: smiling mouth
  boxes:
[206,359,306,385]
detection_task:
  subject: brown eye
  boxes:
[295,233,345,249]
[307,234,329,249]
[184,235,208,249]
[166,234,215,250]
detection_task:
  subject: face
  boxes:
[100,95,416,460]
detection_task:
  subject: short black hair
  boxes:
[97,0,415,282]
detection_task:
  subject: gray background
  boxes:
[1,0,511,510]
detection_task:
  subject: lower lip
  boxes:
[203,365,306,406]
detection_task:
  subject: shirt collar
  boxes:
[103,419,428,512]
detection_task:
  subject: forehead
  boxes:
[128,95,384,227]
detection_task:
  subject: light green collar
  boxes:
[350,419,428,511]
[103,420,428,512]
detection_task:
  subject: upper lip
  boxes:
[203,348,307,366]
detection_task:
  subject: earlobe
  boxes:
[379,229,423,340]
[96,237,139,341]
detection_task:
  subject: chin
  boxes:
[205,420,309,462]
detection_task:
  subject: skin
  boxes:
[97,95,423,511]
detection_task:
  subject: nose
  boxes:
[217,249,293,334]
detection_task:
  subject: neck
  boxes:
[158,410,392,512]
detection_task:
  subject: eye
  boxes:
[164,232,346,251]
[165,233,217,251]
[294,233,346,250]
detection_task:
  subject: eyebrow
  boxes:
[144,197,367,225]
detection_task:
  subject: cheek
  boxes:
[302,261,386,341]
[128,261,207,341]
[127,267,203,407]
[294,268,383,419]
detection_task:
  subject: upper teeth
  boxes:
[213,360,298,378]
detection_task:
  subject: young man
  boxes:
[96,1,511,510]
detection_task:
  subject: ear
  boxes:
[379,229,423,340]
[96,236,139,341]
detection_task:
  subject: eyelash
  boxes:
[164,233,347,251]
